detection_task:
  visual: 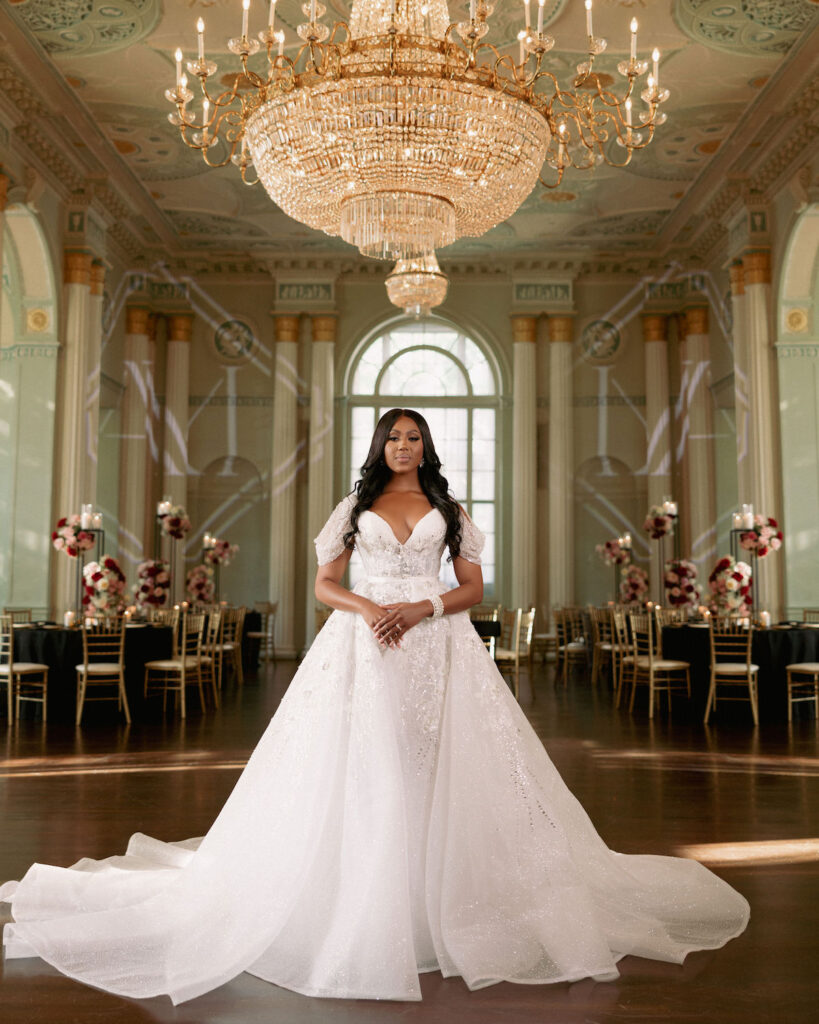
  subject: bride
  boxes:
[1,408,749,1004]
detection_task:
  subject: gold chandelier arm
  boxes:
[537,165,566,189]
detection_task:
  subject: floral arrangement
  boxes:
[739,515,783,559]
[52,515,95,557]
[663,559,701,610]
[186,563,215,604]
[708,556,753,615]
[620,565,649,607]
[204,538,239,567]
[134,560,171,609]
[82,557,127,615]
[595,538,630,566]
[160,504,192,540]
[643,504,675,540]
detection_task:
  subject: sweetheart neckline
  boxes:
[364,507,438,546]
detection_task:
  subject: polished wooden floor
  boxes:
[1,658,817,1024]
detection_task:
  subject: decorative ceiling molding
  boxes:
[674,0,814,57]
[12,0,162,57]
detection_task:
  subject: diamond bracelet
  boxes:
[430,594,445,619]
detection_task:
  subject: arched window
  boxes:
[346,319,500,592]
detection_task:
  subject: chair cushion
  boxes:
[635,657,689,670]
[0,662,49,674]
[494,647,517,660]
[715,662,759,674]
[217,643,235,651]
[246,631,266,639]
[144,657,202,670]
[559,641,585,651]
[786,662,819,672]
[75,663,122,675]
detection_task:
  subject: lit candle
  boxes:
[196,17,205,60]
[742,504,754,529]
[64,611,75,627]
[242,0,250,38]
[470,0,476,21]
[584,0,593,38]
[180,74,188,107]
[517,28,526,63]
[629,18,637,61]
[310,0,316,23]
[732,511,743,530]
[92,512,103,530]
[268,0,276,29]
[276,29,284,56]
[625,97,632,128]
[202,98,209,140]
[537,0,544,36]
[623,532,632,548]
[174,47,183,88]
[523,0,531,30]
[652,47,660,89]
[389,0,395,20]
[558,124,566,165]
[80,504,92,529]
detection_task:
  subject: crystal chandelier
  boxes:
[167,0,669,262]
[386,252,449,317]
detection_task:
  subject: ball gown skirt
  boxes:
[0,502,750,1004]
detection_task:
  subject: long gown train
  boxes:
[0,500,749,1004]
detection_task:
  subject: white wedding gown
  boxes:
[0,499,749,1004]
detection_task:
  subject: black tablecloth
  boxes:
[11,624,173,721]
[661,624,819,721]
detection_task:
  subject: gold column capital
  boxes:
[729,261,745,296]
[510,314,538,344]
[744,249,771,285]
[275,314,301,344]
[0,173,8,213]
[90,260,105,296]
[547,315,574,343]
[642,314,667,343]
[63,250,92,286]
[125,304,150,336]
[311,314,337,344]
[167,313,194,343]
[147,313,159,343]
[684,306,709,337]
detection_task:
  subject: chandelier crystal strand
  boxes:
[386,252,449,317]
[167,0,670,263]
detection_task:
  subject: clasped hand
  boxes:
[362,600,430,648]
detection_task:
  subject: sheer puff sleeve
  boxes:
[314,494,357,566]
[457,507,485,565]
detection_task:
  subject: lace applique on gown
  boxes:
[0,498,749,1004]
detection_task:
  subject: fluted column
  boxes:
[510,316,538,608]
[304,314,337,646]
[547,316,575,608]
[743,249,782,617]
[83,260,105,505]
[643,315,672,592]
[681,307,716,571]
[730,262,751,504]
[143,314,160,547]
[117,305,151,579]
[270,314,302,657]
[163,314,193,602]
[0,176,7,348]
[52,250,92,616]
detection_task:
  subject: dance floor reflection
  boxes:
[1,660,816,1024]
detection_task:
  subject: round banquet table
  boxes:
[661,623,819,721]
[11,623,174,722]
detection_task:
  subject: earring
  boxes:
[419,458,425,467]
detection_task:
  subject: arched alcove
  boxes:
[187,455,267,608]
[0,204,59,614]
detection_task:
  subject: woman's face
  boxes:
[383,416,424,476]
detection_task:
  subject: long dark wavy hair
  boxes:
[343,408,462,558]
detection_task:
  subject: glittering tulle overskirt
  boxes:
[0,574,749,1004]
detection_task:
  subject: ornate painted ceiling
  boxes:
[1,0,818,265]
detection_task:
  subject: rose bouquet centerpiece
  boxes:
[204,538,239,567]
[186,563,215,604]
[708,556,752,616]
[643,504,675,540]
[82,556,127,616]
[664,559,701,610]
[739,515,783,559]
[52,515,95,557]
[134,559,171,610]
[160,504,192,540]
[595,538,631,566]
[620,565,649,607]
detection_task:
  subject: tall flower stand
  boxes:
[730,528,758,621]
[75,528,105,618]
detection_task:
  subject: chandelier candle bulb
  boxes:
[524,0,531,29]
[242,0,250,38]
[585,0,593,39]
[517,28,526,63]
[310,0,316,23]
[275,28,284,55]
[538,0,545,36]
[196,17,205,60]
[174,47,183,88]
[630,18,637,60]
[268,0,276,28]
[470,0,476,23]
[652,47,660,89]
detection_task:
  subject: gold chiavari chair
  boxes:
[589,606,615,685]
[75,619,130,726]
[247,601,278,663]
[531,605,557,665]
[470,603,502,659]
[200,608,222,707]
[1,615,49,723]
[612,607,632,707]
[218,606,247,686]
[704,619,759,726]
[495,607,535,701]
[553,607,586,685]
[628,612,691,719]
[785,663,819,723]
[144,612,206,719]
[802,609,819,623]
[3,608,33,624]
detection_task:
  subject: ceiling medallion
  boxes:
[167,0,669,301]
[386,252,449,317]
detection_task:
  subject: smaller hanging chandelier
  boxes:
[386,253,449,318]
